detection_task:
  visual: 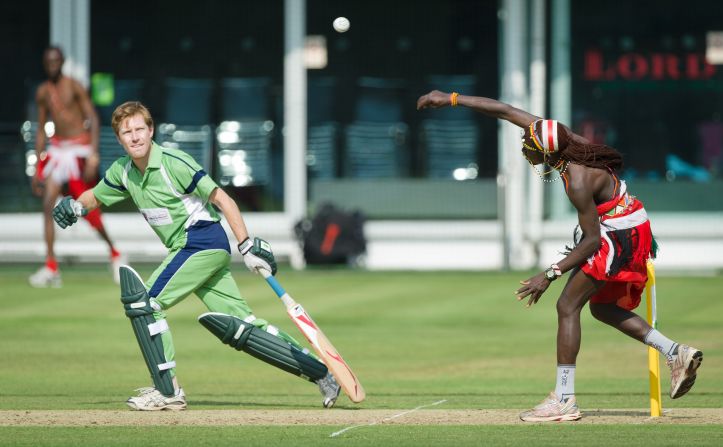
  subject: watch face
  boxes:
[545,269,555,280]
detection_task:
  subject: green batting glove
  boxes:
[238,237,278,275]
[52,196,87,229]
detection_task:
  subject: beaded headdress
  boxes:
[522,119,561,154]
[521,119,568,182]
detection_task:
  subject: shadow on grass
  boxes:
[583,409,654,417]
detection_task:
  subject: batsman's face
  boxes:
[118,114,154,160]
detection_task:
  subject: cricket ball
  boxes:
[333,17,350,33]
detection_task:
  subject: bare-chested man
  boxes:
[30,46,124,287]
[417,90,703,422]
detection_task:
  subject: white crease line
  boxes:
[329,399,448,438]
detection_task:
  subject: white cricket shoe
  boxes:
[111,254,127,285]
[668,344,703,399]
[29,266,62,288]
[519,392,582,422]
[316,373,341,408]
[126,387,187,411]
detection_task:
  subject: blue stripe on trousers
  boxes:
[148,221,230,298]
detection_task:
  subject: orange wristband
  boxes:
[450,92,459,107]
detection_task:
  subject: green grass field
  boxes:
[1,264,721,446]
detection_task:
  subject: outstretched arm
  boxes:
[416,90,541,128]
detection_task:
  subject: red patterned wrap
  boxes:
[581,180,654,310]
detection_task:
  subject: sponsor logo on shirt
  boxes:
[140,208,173,226]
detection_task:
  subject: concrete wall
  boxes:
[2,213,721,273]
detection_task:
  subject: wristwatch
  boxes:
[544,264,562,281]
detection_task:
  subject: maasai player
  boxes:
[31,46,124,287]
[417,89,703,422]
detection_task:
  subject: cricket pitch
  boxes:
[1,408,722,426]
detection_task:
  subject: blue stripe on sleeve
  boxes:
[162,152,206,194]
[184,170,207,194]
[103,177,127,191]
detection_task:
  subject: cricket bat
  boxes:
[259,269,366,403]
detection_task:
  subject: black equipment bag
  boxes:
[295,203,366,265]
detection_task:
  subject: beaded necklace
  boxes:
[520,122,568,182]
[530,158,569,183]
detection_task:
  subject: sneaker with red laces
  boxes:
[668,344,703,399]
[519,392,582,422]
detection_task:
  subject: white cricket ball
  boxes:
[333,17,350,33]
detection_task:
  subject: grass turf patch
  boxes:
[1,264,721,413]
[1,425,723,447]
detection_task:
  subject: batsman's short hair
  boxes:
[111,101,154,135]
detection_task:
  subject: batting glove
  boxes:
[238,237,277,275]
[52,196,87,229]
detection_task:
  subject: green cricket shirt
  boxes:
[93,142,220,250]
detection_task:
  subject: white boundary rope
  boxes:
[329,399,448,438]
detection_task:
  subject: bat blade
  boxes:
[287,303,366,403]
[260,270,365,403]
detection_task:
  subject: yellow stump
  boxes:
[645,260,662,417]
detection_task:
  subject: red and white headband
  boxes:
[527,119,560,154]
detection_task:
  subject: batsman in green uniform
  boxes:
[52,101,340,411]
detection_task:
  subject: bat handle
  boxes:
[258,268,286,298]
